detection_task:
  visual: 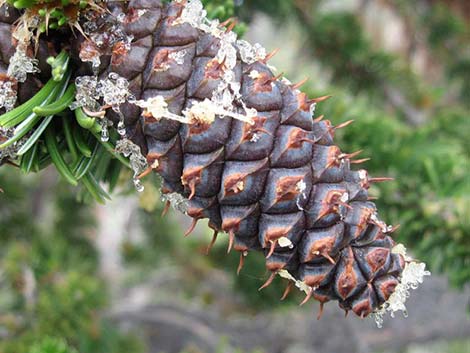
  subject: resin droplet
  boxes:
[117,120,126,136]
[100,123,109,142]
[0,78,17,112]
[7,46,40,83]
[371,245,430,328]
[133,178,145,192]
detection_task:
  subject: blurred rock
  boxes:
[111,272,470,353]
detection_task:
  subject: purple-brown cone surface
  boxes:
[0,0,412,319]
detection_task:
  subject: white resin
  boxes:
[372,245,430,328]
[278,270,311,294]
[7,46,39,83]
[115,138,148,192]
[0,79,17,112]
[162,192,189,215]
[278,237,293,248]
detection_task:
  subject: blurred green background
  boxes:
[0,0,469,353]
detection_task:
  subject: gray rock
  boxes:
[111,274,470,353]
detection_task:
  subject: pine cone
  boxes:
[0,0,429,322]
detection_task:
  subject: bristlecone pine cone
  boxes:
[0,0,430,324]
